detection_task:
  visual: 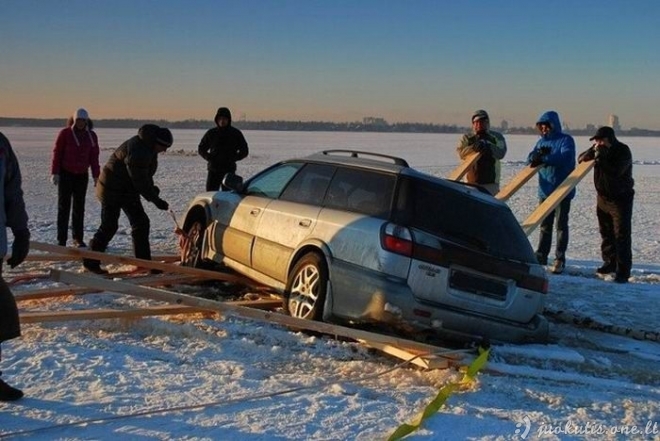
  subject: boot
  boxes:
[596,263,616,275]
[0,378,24,402]
[550,259,565,274]
[83,238,108,274]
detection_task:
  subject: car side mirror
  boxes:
[223,173,244,192]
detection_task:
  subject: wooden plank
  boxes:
[521,160,595,236]
[30,241,256,286]
[50,270,462,363]
[20,304,212,323]
[10,253,181,262]
[447,151,481,181]
[14,273,198,302]
[358,339,449,369]
[495,164,540,202]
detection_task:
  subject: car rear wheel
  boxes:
[284,253,328,321]
[180,219,206,268]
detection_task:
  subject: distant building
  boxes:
[500,120,509,132]
[363,117,388,126]
[608,114,621,131]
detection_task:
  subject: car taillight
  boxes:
[381,223,413,256]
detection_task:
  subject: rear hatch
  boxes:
[393,176,547,323]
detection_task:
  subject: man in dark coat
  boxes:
[578,126,635,283]
[0,132,30,401]
[83,125,172,274]
[198,107,249,191]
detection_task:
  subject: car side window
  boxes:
[246,163,302,198]
[280,163,335,205]
[326,168,395,218]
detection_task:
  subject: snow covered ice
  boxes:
[1,127,659,440]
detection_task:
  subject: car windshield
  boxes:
[398,177,536,262]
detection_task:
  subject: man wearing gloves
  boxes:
[526,110,576,274]
[0,132,30,401]
[83,125,172,274]
[50,108,101,247]
[578,126,634,283]
[198,107,249,191]
[456,109,507,195]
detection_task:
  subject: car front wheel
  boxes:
[180,220,206,268]
[284,253,328,321]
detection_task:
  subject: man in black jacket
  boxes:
[198,107,249,191]
[0,132,30,401]
[578,126,635,283]
[83,125,172,274]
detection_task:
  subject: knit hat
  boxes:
[471,109,489,123]
[589,126,615,141]
[155,128,173,148]
[73,108,89,120]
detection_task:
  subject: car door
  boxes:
[251,164,335,282]
[215,162,302,268]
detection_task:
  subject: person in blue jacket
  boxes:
[526,110,576,274]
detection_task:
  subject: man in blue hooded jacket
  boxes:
[526,111,576,274]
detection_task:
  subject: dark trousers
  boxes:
[536,197,571,262]
[0,268,21,344]
[205,170,231,192]
[57,170,89,245]
[597,193,634,278]
[89,196,152,262]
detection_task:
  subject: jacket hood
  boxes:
[536,111,563,139]
[214,107,232,125]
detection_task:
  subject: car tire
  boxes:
[284,253,328,321]
[181,219,206,268]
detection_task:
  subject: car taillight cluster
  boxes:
[381,223,413,256]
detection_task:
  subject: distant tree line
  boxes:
[1,117,658,137]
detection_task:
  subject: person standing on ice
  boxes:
[82,125,172,274]
[456,109,507,195]
[197,107,249,191]
[578,126,634,283]
[50,108,101,248]
[526,110,576,275]
[0,132,30,402]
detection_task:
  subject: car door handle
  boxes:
[298,219,312,228]
[250,208,261,216]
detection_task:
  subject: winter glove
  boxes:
[529,152,544,168]
[154,198,169,211]
[578,148,595,163]
[474,139,490,153]
[538,146,552,155]
[7,228,30,269]
[51,174,60,185]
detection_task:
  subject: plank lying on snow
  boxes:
[13,252,181,262]
[30,241,256,286]
[50,269,461,366]
[20,304,212,323]
[14,273,198,302]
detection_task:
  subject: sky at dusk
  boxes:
[2,0,659,129]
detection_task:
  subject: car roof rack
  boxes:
[322,149,409,167]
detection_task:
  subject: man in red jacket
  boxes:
[50,108,101,247]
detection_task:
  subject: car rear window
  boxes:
[398,177,536,262]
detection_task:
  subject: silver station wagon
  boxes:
[180,150,549,344]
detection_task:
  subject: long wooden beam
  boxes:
[447,151,481,181]
[30,241,256,286]
[9,253,181,262]
[521,160,595,236]
[14,273,198,302]
[495,164,540,202]
[49,270,461,361]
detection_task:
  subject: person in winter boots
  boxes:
[0,132,30,402]
[82,125,172,274]
[578,126,635,283]
[526,110,576,274]
[456,109,507,195]
[197,107,249,191]
[50,108,101,247]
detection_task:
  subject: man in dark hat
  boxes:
[198,107,249,191]
[83,124,173,274]
[456,109,507,195]
[578,126,635,283]
[0,132,30,401]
